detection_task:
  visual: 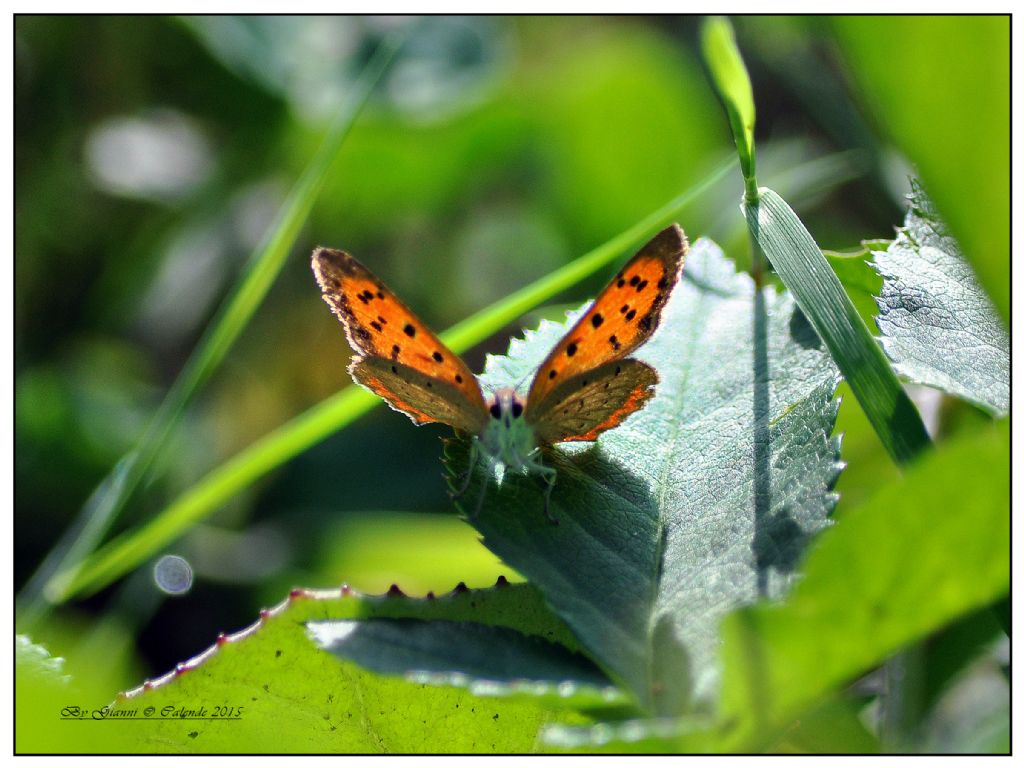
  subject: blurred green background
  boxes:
[15,13,1007,715]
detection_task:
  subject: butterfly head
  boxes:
[488,388,523,424]
[478,387,537,472]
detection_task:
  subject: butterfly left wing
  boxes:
[313,247,488,434]
[525,224,686,411]
[351,357,489,432]
[526,359,658,445]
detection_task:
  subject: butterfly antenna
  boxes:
[512,368,534,395]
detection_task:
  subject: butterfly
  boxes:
[312,224,687,524]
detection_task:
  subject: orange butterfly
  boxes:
[312,225,687,523]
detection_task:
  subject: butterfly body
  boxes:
[312,224,687,522]
[480,388,536,473]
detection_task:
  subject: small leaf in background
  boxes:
[870,180,1009,417]
[718,419,1008,751]
[447,238,841,712]
[824,248,884,328]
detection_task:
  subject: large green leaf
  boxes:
[871,181,1009,416]
[446,238,841,712]
[103,582,587,752]
[718,419,1009,750]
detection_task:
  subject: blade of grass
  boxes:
[743,188,930,465]
[701,16,757,200]
[24,30,407,620]
[48,157,738,602]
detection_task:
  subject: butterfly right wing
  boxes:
[525,225,686,409]
[313,247,488,434]
[526,359,658,445]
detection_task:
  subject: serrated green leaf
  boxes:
[446,238,841,713]
[718,419,1009,751]
[745,187,930,465]
[870,181,1009,416]
[104,582,586,752]
[312,618,625,710]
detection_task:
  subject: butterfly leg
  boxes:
[535,464,559,526]
[468,479,489,522]
[449,439,478,501]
